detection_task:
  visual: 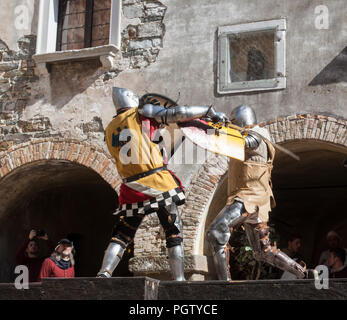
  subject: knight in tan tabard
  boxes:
[206,105,310,280]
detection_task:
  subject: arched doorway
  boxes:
[271,140,347,268]
[0,140,132,282]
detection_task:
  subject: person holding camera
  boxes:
[38,239,75,281]
[15,229,54,283]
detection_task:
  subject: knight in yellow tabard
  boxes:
[97,87,228,280]
[206,105,313,280]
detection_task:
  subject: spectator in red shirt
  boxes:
[16,229,54,283]
[38,239,75,282]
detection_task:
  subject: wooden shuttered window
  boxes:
[56,0,112,51]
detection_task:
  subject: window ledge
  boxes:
[218,77,286,94]
[32,44,120,75]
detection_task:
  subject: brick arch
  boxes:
[0,138,121,190]
[180,153,228,255]
[181,113,347,255]
[259,114,347,146]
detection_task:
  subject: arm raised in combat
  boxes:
[138,103,228,125]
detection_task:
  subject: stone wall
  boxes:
[0,35,37,112]
[116,0,167,73]
[0,0,168,153]
[29,0,168,142]
[0,35,56,151]
[114,0,347,122]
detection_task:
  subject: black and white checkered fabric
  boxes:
[114,187,185,217]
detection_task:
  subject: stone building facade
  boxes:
[0,0,346,282]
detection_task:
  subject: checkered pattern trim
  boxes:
[114,187,185,217]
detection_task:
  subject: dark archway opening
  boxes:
[271,140,347,268]
[0,160,132,282]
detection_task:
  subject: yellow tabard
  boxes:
[227,139,276,222]
[105,107,178,193]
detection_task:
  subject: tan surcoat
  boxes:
[227,129,276,223]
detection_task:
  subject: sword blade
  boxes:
[224,123,301,161]
[271,142,300,161]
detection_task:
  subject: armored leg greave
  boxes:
[98,204,187,280]
[157,204,186,281]
[206,201,248,280]
[244,223,306,279]
[97,215,143,278]
[97,242,125,278]
[168,243,185,281]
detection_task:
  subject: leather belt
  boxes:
[122,166,168,183]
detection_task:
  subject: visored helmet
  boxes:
[112,87,139,112]
[230,105,257,127]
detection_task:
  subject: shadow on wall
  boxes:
[309,46,347,85]
[49,59,103,109]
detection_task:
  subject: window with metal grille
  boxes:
[56,0,112,51]
[229,31,275,82]
[217,19,286,94]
